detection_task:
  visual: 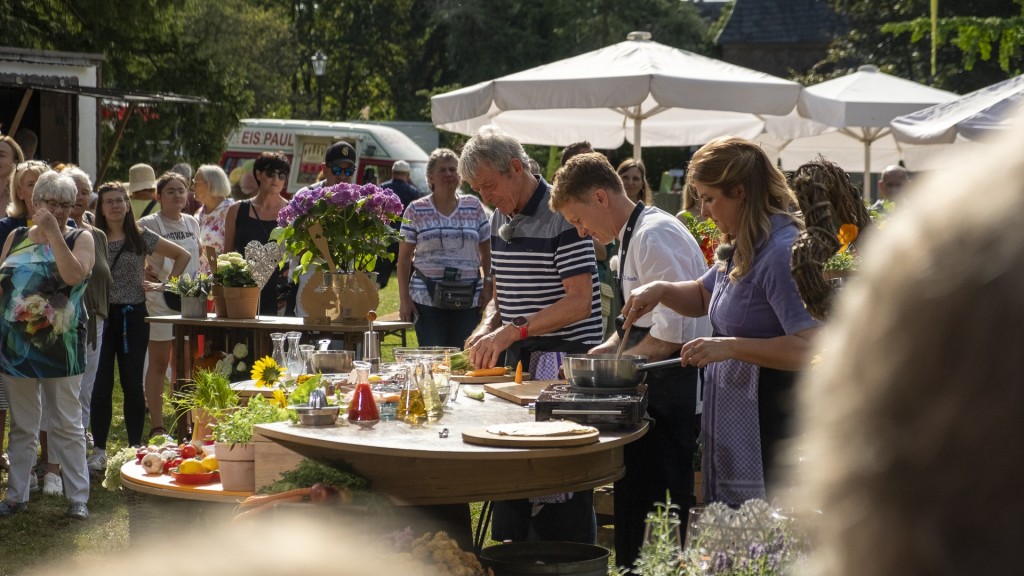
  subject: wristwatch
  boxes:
[512,316,529,340]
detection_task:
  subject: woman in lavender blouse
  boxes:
[623,137,821,507]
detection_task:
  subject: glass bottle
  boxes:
[298,344,315,376]
[285,331,303,377]
[269,332,287,374]
[398,361,426,424]
[414,359,444,423]
[347,361,379,427]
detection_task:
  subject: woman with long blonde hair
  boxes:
[622,136,819,506]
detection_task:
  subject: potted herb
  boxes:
[168,368,239,442]
[166,272,213,318]
[211,394,290,491]
[213,252,259,319]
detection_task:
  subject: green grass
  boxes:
[0,280,420,575]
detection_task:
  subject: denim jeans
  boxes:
[413,303,481,348]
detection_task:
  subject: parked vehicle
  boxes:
[220,119,429,193]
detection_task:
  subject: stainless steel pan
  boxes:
[562,354,681,389]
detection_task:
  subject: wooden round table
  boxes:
[255,385,647,506]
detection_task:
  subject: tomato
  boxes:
[164,457,184,473]
[179,444,197,459]
[136,447,149,463]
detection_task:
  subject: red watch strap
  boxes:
[518,323,529,340]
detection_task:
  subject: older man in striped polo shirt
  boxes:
[461,128,603,545]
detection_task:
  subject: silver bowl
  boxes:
[291,404,342,427]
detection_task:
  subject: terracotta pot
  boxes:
[215,441,256,492]
[223,286,260,319]
[211,284,228,317]
[191,408,217,443]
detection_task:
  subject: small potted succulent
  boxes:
[166,272,213,318]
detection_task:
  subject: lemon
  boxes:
[369,374,382,382]
[201,457,219,472]
[179,459,206,475]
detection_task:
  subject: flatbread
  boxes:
[486,420,598,437]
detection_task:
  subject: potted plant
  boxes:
[213,252,259,319]
[211,394,290,492]
[166,272,212,318]
[270,182,404,321]
[168,368,240,442]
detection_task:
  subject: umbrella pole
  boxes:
[633,116,642,161]
[863,140,872,203]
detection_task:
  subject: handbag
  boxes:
[414,268,478,310]
[163,291,182,312]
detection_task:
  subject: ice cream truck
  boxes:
[220,118,430,193]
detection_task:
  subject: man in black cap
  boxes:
[287,140,358,315]
[310,140,358,190]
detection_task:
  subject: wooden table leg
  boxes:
[172,326,190,440]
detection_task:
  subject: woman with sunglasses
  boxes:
[397,148,491,346]
[88,182,189,473]
[224,151,290,316]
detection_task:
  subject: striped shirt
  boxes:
[491,178,603,346]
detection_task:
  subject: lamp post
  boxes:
[311,50,328,119]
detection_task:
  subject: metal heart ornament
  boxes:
[244,240,283,290]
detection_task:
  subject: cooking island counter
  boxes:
[255,387,647,505]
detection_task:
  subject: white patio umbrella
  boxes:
[891,73,1024,144]
[792,64,958,199]
[431,31,802,160]
[756,112,958,173]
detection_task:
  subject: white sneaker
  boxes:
[42,472,64,496]
[85,432,95,450]
[87,451,106,472]
[29,473,39,492]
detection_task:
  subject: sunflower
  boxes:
[251,356,284,388]
[271,389,289,409]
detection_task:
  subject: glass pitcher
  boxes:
[285,331,303,377]
[269,332,287,373]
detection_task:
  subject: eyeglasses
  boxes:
[330,164,356,178]
[103,197,127,207]
[42,199,74,211]
[265,169,289,180]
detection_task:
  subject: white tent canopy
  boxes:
[431,31,802,159]
[792,64,958,199]
[891,74,1024,144]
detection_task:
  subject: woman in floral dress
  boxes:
[192,164,234,273]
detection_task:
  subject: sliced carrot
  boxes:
[465,367,509,377]
[514,361,524,384]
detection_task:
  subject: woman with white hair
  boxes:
[65,165,110,455]
[0,170,95,519]
[192,163,234,272]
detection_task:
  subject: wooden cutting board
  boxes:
[462,427,599,448]
[483,380,559,406]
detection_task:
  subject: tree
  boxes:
[806,0,1020,93]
